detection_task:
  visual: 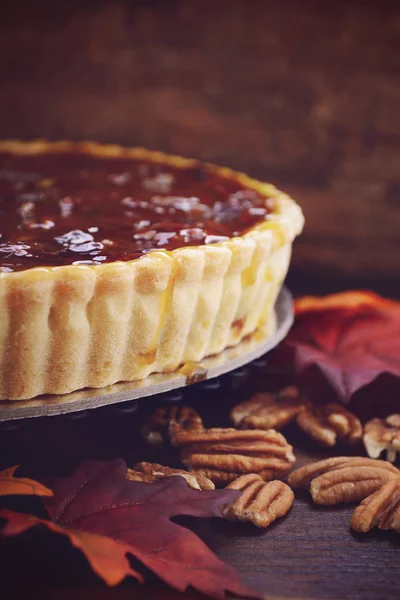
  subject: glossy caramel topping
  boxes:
[0,150,276,272]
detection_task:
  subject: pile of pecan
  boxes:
[132,388,400,532]
[141,405,295,486]
[289,456,400,534]
[231,386,363,447]
[136,403,296,527]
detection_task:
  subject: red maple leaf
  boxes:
[0,459,258,599]
[0,466,53,498]
[283,291,400,402]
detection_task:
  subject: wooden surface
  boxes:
[1,362,399,600]
[0,0,399,279]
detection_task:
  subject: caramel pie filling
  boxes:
[0,151,276,272]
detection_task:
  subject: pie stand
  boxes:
[0,287,293,425]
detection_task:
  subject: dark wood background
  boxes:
[0,0,399,290]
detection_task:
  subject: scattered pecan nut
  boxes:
[222,474,294,528]
[177,428,295,486]
[350,479,400,533]
[230,386,307,430]
[127,462,215,490]
[296,403,362,447]
[311,465,398,505]
[289,456,399,505]
[230,388,362,449]
[168,406,205,445]
[363,415,400,463]
[288,456,399,490]
[141,405,204,446]
[126,469,157,484]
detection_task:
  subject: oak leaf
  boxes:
[0,466,53,498]
[283,291,400,402]
[0,459,257,599]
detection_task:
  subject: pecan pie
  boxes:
[0,140,303,400]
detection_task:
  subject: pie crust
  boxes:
[0,140,304,400]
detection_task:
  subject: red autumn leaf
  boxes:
[0,459,257,599]
[283,291,400,402]
[0,466,53,498]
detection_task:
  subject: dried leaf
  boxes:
[0,508,139,587]
[0,459,258,599]
[0,466,53,498]
[283,291,400,401]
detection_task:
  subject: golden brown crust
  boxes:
[0,140,304,400]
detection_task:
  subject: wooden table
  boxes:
[1,326,399,600]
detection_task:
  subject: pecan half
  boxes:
[296,403,362,447]
[310,465,398,505]
[222,474,294,528]
[178,428,295,486]
[288,456,399,490]
[168,406,205,444]
[363,415,400,463]
[351,479,400,533]
[126,469,156,483]
[128,462,215,490]
[230,386,307,430]
[141,405,203,446]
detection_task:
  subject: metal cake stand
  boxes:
[0,287,293,421]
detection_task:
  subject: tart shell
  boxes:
[0,140,304,400]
